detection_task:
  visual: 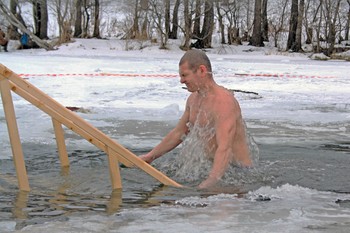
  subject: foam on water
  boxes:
[5,184,349,233]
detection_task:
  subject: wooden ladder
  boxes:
[0,64,182,191]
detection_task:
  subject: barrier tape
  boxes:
[18,73,336,79]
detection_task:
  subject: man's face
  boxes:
[179,62,200,92]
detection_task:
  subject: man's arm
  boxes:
[140,102,190,163]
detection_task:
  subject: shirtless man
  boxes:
[140,50,252,189]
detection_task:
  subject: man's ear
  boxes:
[198,65,207,76]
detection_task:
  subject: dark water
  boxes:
[1,117,349,230]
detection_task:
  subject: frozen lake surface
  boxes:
[0,39,350,232]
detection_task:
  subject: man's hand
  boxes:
[138,153,155,164]
[198,175,220,189]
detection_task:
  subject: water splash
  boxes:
[155,119,261,188]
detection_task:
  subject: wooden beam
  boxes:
[0,64,182,188]
[0,78,30,191]
[52,118,70,167]
[107,147,122,190]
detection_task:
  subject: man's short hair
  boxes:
[179,50,212,73]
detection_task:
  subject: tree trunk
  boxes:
[346,0,350,41]
[0,2,54,50]
[287,0,298,50]
[31,0,49,39]
[306,27,313,44]
[201,0,214,48]
[83,0,90,38]
[33,0,41,37]
[169,0,180,39]
[228,27,241,45]
[193,0,201,38]
[294,0,305,52]
[8,0,21,39]
[165,0,170,38]
[141,14,148,39]
[182,0,191,50]
[316,0,323,53]
[261,0,268,41]
[131,0,140,39]
[215,0,225,44]
[39,0,48,39]
[327,0,341,56]
[249,0,264,46]
[92,0,100,38]
[246,0,251,34]
[74,0,83,37]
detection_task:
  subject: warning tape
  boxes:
[234,73,335,78]
[18,73,336,79]
[18,73,178,78]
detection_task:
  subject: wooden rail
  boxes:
[0,64,182,191]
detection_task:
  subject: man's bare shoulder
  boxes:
[214,86,237,104]
[212,87,241,116]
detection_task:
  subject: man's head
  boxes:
[179,49,212,73]
[179,50,214,93]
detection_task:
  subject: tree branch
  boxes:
[0,2,55,51]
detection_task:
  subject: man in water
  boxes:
[140,50,252,189]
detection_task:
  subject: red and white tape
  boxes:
[18,73,336,79]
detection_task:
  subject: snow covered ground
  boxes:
[0,38,350,232]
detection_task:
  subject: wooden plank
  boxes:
[8,81,109,153]
[107,147,122,190]
[6,81,137,167]
[6,81,144,176]
[106,190,122,214]
[0,78,30,191]
[1,64,182,188]
[13,191,29,219]
[52,118,70,167]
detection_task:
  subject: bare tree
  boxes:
[165,0,170,38]
[304,0,313,44]
[201,0,214,48]
[33,0,48,39]
[287,0,298,50]
[182,0,192,50]
[92,0,100,38]
[8,0,23,39]
[249,0,264,46]
[215,0,225,44]
[346,0,350,40]
[219,1,243,45]
[40,0,48,39]
[149,0,168,48]
[74,0,83,37]
[82,0,92,38]
[294,0,305,52]
[52,0,73,43]
[130,0,140,39]
[261,0,268,41]
[0,1,54,50]
[326,0,342,55]
[244,0,252,36]
[169,0,180,39]
[269,0,288,48]
[193,0,201,38]
[316,0,324,53]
